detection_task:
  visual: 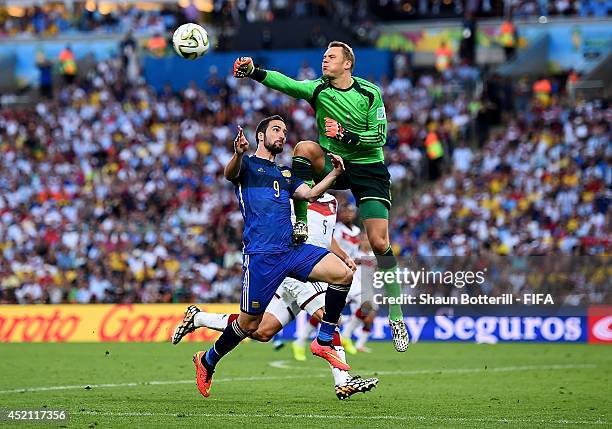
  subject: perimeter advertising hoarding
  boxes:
[1,304,609,343]
[0,304,236,343]
[588,305,612,343]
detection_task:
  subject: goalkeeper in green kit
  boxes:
[233,41,409,352]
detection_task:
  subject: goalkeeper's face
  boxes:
[322,47,351,79]
[261,120,287,155]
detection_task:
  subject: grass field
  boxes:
[0,341,610,428]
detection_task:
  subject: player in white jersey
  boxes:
[333,205,378,354]
[289,195,347,359]
[334,205,361,260]
[172,194,378,400]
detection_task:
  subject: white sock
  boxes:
[330,346,352,386]
[295,320,317,347]
[342,315,362,339]
[194,312,230,332]
[338,314,350,325]
[355,329,370,349]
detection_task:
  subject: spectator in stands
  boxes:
[452,141,474,173]
[120,30,137,67]
[35,51,53,99]
[425,124,445,180]
[498,18,517,61]
[58,45,76,85]
[146,32,168,57]
[297,61,316,80]
[435,41,454,74]
[532,76,552,108]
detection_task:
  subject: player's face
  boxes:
[263,120,287,155]
[340,206,356,224]
[322,47,351,78]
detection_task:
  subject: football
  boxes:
[172,23,209,60]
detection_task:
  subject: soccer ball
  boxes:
[172,23,209,60]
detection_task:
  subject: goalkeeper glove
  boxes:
[324,117,359,145]
[233,57,254,78]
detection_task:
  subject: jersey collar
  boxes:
[251,155,276,165]
[329,77,355,92]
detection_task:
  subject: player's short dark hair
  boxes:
[328,41,355,72]
[340,204,357,212]
[255,115,285,144]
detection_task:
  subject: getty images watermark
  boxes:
[373,267,487,289]
[358,255,586,307]
[370,267,550,305]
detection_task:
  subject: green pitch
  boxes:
[0,342,609,428]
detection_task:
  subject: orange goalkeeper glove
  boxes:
[233,56,254,78]
[324,117,359,145]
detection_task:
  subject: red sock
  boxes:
[332,331,342,347]
[356,309,366,321]
[309,315,319,327]
[228,314,239,325]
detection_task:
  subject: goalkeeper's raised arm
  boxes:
[233,56,320,100]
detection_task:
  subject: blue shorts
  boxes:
[240,244,329,314]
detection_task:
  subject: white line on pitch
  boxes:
[0,374,328,394]
[0,363,597,395]
[74,411,608,426]
[269,360,597,374]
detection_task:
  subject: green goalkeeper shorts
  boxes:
[316,149,392,211]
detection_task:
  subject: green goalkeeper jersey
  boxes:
[256,70,387,164]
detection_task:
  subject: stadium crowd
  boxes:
[2,0,610,39]
[391,93,610,305]
[373,0,612,19]
[393,98,610,257]
[0,3,183,37]
[0,51,609,305]
[0,0,378,39]
[510,0,611,18]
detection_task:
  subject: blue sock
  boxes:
[203,319,248,368]
[205,347,221,367]
[317,320,336,345]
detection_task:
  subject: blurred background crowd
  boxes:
[1,0,611,39]
[0,1,609,306]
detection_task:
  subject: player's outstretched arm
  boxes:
[233,56,318,100]
[293,154,344,202]
[224,126,248,181]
